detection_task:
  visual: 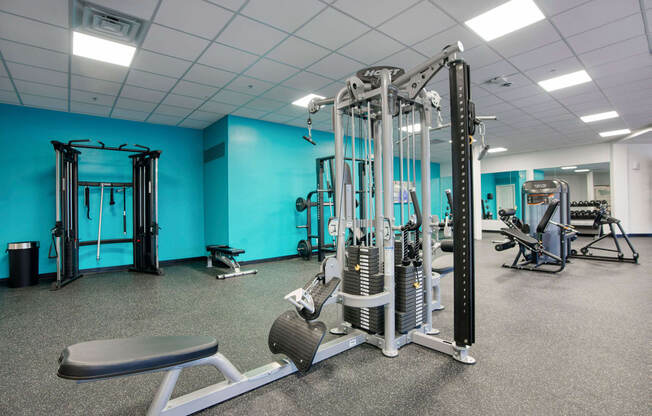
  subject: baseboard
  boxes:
[241,254,299,265]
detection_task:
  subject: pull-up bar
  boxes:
[79,181,132,188]
[64,139,151,153]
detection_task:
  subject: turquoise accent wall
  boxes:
[534,169,545,180]
[216,115,441,262]
[481,173,497,218]
[481,170,527,219]
[0,103,205,279]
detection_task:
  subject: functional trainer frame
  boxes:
[57,41,479,415]
[51,140,162,290]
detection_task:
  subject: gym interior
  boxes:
[0,1,650,415]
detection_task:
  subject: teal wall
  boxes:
[481,172,497,218]
[480,170,527,219]
[0,103,205,279]
[203,117,229,246]
[534,169,545,180]
[221,115,441,261]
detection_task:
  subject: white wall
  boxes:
[593,172,610,185]
[543,172,589,201]
[481,143,610,173]
[625,144,652,234]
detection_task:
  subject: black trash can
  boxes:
[7,241,40,288]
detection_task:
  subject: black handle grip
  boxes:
[440,239,454,252]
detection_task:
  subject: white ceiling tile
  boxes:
[0,64,5,77]
[217,15,286,55]
[0,89,20,104]
[378,2,455,46]
[71,57,128,83]
[112,107,149,122]
[161,93,204,109]
[0,12,69,53]
[0,77,14,91]
[566,14,645,55]
[587,54,652,80]
[199,42,259,73]
[242,0,323,32]
[212,89,254,106]
[307,53,362,80]
[492,84,542,102]
[245,97,284,112]
[524,56,584,81]
[148,113,184,125]
[92,0,158,19]
[295,8,369,50]
[179,118,211,129]
[21,93,67,111]
[205,0,248,12]
[126,70,176,92]
[231,107,267,119]
[227,75,273,95]
[413,25,483,57]
[374,48,426,69]
[537,0,593,17]
[333,0,418,26]
[491,20,561,58]
[171,80,218,100]
[462,45,502,69]
[430,0,506,23]
[132,50,192,78]
[189,110,225,122]
[244,59,298,83]
[70,89,115,106]
[275,104,307,118]
[14,79,67,100]
[156,104,193,117]
[579,36,649,68]
[471,60,518,84]
[508,40,574,71]
[551,0,640,37]
[142,24,210,61]
[0,0,68,27]
[261,85,305,103]
[314,82,342,98]
[266,36,330,68]
[155,0,233,39]
[339,30,404,65]
[70,75,121,95]
[183,64,236,88]
[7,62,67,87]
[116,97,157,113]
[119,85,166,103]
[70,101,112,117]
[200,100,238,113]
[0,39,68,72]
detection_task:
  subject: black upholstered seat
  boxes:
[57,336,218,380]
[206,245,245,255]
[500,228,538,246]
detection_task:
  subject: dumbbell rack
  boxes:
[570,200,609,236]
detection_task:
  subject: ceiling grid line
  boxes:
[0,49,23,105]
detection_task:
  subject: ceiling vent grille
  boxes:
[73,0,146,45]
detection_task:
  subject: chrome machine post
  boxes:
[418,93,434,332]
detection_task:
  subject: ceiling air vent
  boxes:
[73,0,146,44]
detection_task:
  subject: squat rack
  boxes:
[51,139,163,290]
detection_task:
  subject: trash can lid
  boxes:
[7,241,39,250]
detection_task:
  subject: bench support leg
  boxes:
[147,368,181,416]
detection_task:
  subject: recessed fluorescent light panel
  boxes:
[487,147,508,153]
[292,93,325,107]
[401,124,421,133]
[538,70,591,92]
[580,111,619,123]
[561,166,577,170]
[574,169,589,173]
[72,31,136,67]
[465,0,545,41]
[599,129,631,137]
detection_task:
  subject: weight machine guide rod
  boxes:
[79,181,133,187]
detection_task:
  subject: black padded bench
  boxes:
[58,336,218,380]
[206,245,257,279]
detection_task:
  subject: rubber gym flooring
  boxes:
[0,234,649,415]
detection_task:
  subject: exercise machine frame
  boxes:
[51,140,163,290]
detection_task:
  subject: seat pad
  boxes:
[432,254,454,274]
[501,228,538,246]
[57,336,218,380]
[207,245,245,255]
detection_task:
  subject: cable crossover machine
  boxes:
[56,41,480,415]
[50,139,163,290]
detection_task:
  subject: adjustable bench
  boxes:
[206,245,258,279]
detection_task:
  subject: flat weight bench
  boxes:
[206,245,257,279]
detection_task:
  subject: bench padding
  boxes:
[206,245,245,255]
[57,336,218,380]
[501,228,538,246]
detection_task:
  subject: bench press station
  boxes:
[206,245,258,279]
[56,42,480,416]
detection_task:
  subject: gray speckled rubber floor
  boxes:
[0,234,650,415]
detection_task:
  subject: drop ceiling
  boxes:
[0,0,651,162]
